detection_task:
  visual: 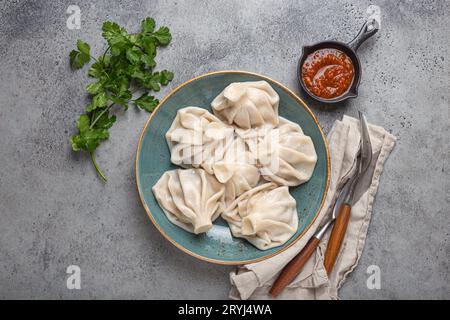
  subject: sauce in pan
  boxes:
[302,48,354,99]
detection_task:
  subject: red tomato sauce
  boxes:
[302,48,354,99]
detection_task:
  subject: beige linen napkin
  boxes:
[229,115,396,300]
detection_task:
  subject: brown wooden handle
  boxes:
[269,236,320,297]
[324,203,352,274]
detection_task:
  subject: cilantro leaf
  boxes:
[153,27,172,45]
[141,17,156,33]
[86,81,103,95]
[143,76,160,91]
[140,36,157,57]
[102,21,131,55]
[102,22,128,44]
[134,93,159,112]
[93,111,116,129]
[146,70,174,88]
[86,92,108,112]
[77,40,90,56]
[128,65,146,81]
[77,114,90,134]
[72,128,109,152]
[70,114,109,152]
[126,47,143,64]
[140,54,156,68]
[69,40,91,69]
[159,70,174,85]
[88,62,104,78]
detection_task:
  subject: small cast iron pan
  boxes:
[298,18,379,104]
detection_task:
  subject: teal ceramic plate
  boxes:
[136,71,330,265]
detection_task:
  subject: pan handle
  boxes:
[347,19,379,51]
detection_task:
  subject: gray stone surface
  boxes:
[0,0,448,299]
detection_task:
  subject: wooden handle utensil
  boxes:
[324,203,351,273]
[269,236,320,297]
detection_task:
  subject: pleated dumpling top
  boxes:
[222,183,298,250]
[152,169,225,234]
[165,107,234,174]
[211,81,280,130]
[256,117,317,186]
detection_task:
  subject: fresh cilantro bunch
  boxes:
[70,17,174,182]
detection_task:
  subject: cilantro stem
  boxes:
[92,56,100,63]
[102,46,111,62]
[90,151,107,182]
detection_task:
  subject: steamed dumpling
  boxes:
[211,81,280,129]
[256,117,317,186]
[235,124,273,157]
[166,107,234,174]
[212,136,260,206]
[222,183,298,250]
[152,168,225,234]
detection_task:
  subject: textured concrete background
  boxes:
[0,0,448,299]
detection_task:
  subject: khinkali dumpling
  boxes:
[256,117,317,186]
[222,183,298,250]
[211,81,280,129]
[152,168,225,234]
[212,136,260,206]
[166,107,234,174]
[235,124,273,157]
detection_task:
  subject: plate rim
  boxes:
[135,70,330,265]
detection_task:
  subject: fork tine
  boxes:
[359,112,373,172]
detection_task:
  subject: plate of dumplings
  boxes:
[136,71,330,264]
